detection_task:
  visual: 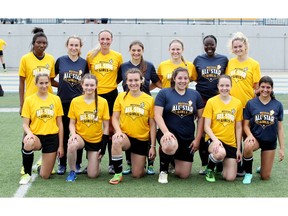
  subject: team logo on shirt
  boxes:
[254,110,275,129]
[63,70,82,86]
[171,100,193,118]
[124,103,145,120]
[230,67,248,82]
[216,109,236,127]
[80,111,98,127]
[201,65,222,82]
[36,104,54,122]
[94,60,114,76]
[32,65,51,77]
[166,73,172,80]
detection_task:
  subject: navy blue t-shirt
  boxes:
[244,97,284,143]
[193,53,228,101]
[55,55,89,103]
[155,88,204,141]
[117,60,159,95]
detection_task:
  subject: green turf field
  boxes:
[0,93,288,198]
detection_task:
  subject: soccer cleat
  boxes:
[57,165,66,175]
[122,165,131,175]
[19,173,32,185]
[108,165,115,175]
[20,166,25,175]
[243,173,253,184]
[205,169,216,183]
[75,164,82,174]
[256,167,261,173]
[66,170,77,182]
[198,166,207,175]
[147,165,155,175]
[158,171,168,184]
[3,69,6,72]
[109,173,123,185]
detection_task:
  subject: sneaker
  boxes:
[205,169,216,183]
[198,166,207,175]
[82,166,88,174]
[3,69,6,72]
[243,173,253,184]
[256,167,261,173]
[109,173,123,185]
[168,164,175,174]
[51,168,56,175]
[122,165,131,175]
[19,173,31,185]
[20,166,25,175]
[75,164,82,174]
[108,165,115,175]
[66,170,77,182]
[147,165,155,175]
[158,171,168,184]
[57,165,66,175]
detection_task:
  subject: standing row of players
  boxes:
[18,27,284,185]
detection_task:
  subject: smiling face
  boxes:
[232,39,247,58]
[203,37,217,57]
[169,41,183,61]
[259,82,273,98]
[126,72,142,92]
[129,44,144,62]
[174,70,189,91]
[67,37,81,57]
[36,74,50,94]
[217,76,231,97]
[82,78,97,95]
[98,31,113,50]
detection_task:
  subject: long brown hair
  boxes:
[123,68,144,99]
[129,40,147,76]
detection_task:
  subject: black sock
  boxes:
[125,149,131,166]
[148,158,154,166]
[2,63,5,69]
[243,156,253,174]
[112,155,123,174]
[22,149,34,175]
[108,139,113,166]
[76,148,83,165]
[159,148,173,172]
[199,137,208,166]
[207,154,217,171]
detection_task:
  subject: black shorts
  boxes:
[0,50,3,56]
[206,139,237,159]
[99,88,118,116]
[128,136,149,156]
[258,139,277,151]
[84,140,102,152]
[156,129,195,162]
[37,134,59,153]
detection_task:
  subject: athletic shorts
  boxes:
[156,129,195,162]
[0,50,3,56]
[84,140,102,152]
[258,139,277,151]
[99,88,118,116]
[127,136,149,156]
[36,134,59,153]
[206,139,237,159]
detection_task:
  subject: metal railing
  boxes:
[2,18,288,26]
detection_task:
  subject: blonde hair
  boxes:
[228,32,249,55]
[89,29,113,59]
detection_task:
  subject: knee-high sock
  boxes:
[22,149,34,175]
